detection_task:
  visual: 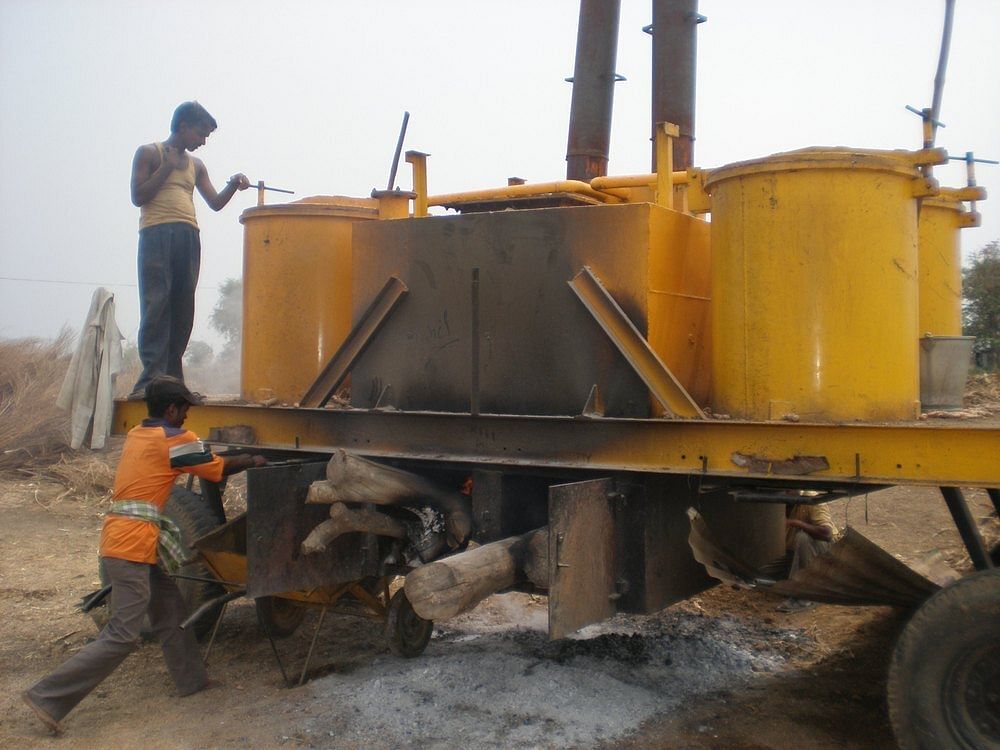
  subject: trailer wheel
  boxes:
[255,596,306,638]
[164,485,227,640]
[888,568,1000,750]
[386,588,432,658]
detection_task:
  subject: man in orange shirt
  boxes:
[23,376,266,733]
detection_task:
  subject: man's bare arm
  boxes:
[221,454,267,476]
[130,144,182,207]
[786,518,834,542]
[194,159,249,211]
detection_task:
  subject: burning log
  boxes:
[404,527,547,621]
[522,527,550,589]
[300,502,407,555]
[306,450,472,547]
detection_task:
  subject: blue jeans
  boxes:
[133,222,201,394]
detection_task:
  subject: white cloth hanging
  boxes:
[57,288,124,450]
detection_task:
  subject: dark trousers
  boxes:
[25,557,207,722]
[133,222,201,394]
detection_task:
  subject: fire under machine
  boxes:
[113,3,998,747]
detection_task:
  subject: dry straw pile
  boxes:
[965,371,1000,413]
[0,333,116,499]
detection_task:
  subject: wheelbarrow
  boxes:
[182,459,434,685]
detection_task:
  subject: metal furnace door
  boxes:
[548,477,616,639]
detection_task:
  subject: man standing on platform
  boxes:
[128,101,250,398]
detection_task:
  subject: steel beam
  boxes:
[568,266,704,419]
[299,275,408,408]
[113,400,1000,488]
[940,486,994,571]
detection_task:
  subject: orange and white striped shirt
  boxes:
[99,419,224,564]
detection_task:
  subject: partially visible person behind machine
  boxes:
[128,101,251,398]
[22,376,266,735]
[777,502,838,612]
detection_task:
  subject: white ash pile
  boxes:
[300,592,803,749]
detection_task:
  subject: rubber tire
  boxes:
[386,588,433,658]
[163,485,227,641]
[255,596,306,638]
[888,568,1000,750]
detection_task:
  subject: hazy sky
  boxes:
[1,0,998,351]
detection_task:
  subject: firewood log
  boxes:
[300,503,406,555]
[306,450,472,547]
[404,527,546,620]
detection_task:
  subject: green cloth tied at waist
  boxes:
[108,500,193,572]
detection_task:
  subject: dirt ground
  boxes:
[1,446,997,749]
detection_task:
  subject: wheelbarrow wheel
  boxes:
[386,588,432,658]
[164,485,227,640]
[255,596,306,638]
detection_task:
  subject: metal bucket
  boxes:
[919,335,975,410]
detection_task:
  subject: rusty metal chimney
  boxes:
[650,0,701,171]
[565,0,622,181]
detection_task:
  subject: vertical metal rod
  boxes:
[260,617,291,687]
[930,0,955,145]
[203,601,228,665]
[940,487,994,571]
[471,268,481,416]
[386,111,410,190]
[299,606,328,686]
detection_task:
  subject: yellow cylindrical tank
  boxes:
[240,196,378,404]
[917,194,967,336]
[705,148,924,422]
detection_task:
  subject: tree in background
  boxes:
[184,340,214,368]
[963,240,1000,369]
[180,278,242,394]
[210,278,242,359]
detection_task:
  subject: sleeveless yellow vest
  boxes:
[139,143,198,230]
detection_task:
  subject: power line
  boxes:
[0,275,224,290]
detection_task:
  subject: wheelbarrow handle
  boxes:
[78,585,113,613]
[180,589,247,630]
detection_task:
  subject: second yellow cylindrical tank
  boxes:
[917,194,966,336]
[705,148,923,422]
[240,196,378,404]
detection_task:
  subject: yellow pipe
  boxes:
[428,180,624,206]
[405,150,430,217]
[655,122,679,209]
[590,172,691,190]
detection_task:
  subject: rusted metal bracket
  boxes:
[731,452,830,476]
[568,266,705,419]
[300,276,408,408]
[580,384,605,418]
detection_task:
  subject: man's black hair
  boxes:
[170,101,218,134]
[147,396,188,419]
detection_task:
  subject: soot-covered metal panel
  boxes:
[351,203,656,416]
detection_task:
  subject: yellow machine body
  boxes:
[647,207,712,406]
[917,195,965,336]
[705,148,924,422]
[240,196,378,404]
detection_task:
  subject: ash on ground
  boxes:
[301,592,804,749]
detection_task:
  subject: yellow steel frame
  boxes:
[113,401,999,488]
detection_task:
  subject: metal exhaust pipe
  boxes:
[651,0,701,171]
[565,0,622,181]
